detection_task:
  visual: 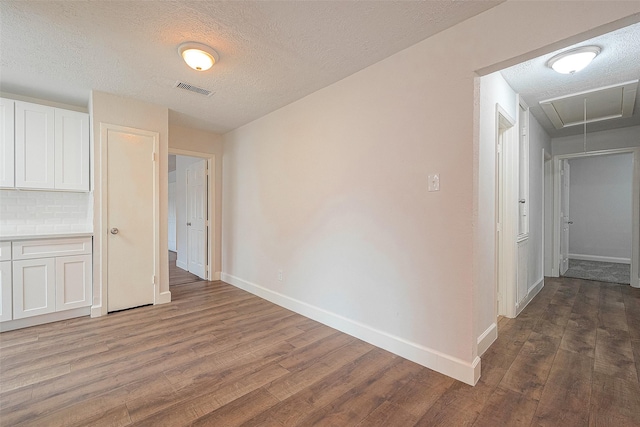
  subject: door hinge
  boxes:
[497,144,502,154]
[152,152,156,162]
[153,275,157,285]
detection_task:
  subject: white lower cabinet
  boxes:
[0,261,12,322]
[1,236,92,328]
[12,258,56,319]
[55,255,92,311]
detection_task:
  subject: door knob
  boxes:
[567,221,573,224]
[110,228,119,235]
[187,222,192,226]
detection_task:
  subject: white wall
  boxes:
[528,114,552,287]
[174,155,202,270]
[552,125,640,155]
[568,153,633,262]
[221,2,640,385]
[90,90,170,314]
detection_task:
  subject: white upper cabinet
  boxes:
[4,98,90,192]
[0,99,15,188]
[55,109,90,191]
[15,101,55,189]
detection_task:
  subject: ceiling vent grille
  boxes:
[174,81,214,97]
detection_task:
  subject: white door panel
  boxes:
[55,109,90,191]
[56,254,92,311]
[13,258,56,319]
[15,101,55,189]
[0,98,15,188]
[560,160,571,275]
[168,182,177,252]
[0,261,12,322]
[106,127,156,312]
[186,160,207,279]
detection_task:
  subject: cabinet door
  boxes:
[55,109,90,191]
[0,98,15,188]
[15,101,55,189]
[0,261,11,322]
[55,255,92,311]
[12,258,56,319]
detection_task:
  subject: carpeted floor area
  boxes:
[563,259,630,285]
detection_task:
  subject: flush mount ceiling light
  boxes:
[178,42,219,71]
[547,46,601,74]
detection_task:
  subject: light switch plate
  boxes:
[428,174,440,192]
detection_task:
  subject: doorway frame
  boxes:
[98,123,161,316]
[496,104,517,318]
[169,148,216,281]
[552,147,640,287]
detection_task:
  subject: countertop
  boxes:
[0,232,94,242]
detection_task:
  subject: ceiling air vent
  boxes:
[174,81,214,97]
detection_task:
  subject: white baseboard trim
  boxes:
[516,278,544,317]
[1,307,91,332]
[569,254,631,264]
[221,273,479,386]
[477,323,497,357]
[91,304,104,318]
[156,291,171,305]
[176,260,188,270]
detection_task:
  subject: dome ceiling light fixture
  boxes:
[547,46,601,74]
[178,42,219,71]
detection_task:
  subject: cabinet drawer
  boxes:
[0,242,10,261]
[12,237,92,260]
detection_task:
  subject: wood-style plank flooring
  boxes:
[1,261,640,425]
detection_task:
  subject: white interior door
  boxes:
[560,159,571,275]
[105,126,157,312]
[186,160,207,279]
[168,182,177,252]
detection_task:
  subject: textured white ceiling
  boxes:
[501,22,640,138]
[0,0,501,134]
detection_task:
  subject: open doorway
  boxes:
[478,22,640,352]
[168,149,216,289]
[553,150,638,286]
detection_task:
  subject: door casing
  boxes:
[169,148,216,281]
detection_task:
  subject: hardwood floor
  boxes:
[1,271,640,426]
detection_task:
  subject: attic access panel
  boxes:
[540,80,638,129]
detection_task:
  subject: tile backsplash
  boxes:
[0,189,93,236]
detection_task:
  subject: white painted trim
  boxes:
[496,103,518,319]
[553,147,640,288]
[1,307,90,332]
[516,278,544,317]
[477,323,497,357]
[569,254,631,264]
[157,291,171,304]
[176,260,188,271]
[90,304,102,318]
[168,148,216,282]
[221,273,480,386]
[212,271,221,281]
